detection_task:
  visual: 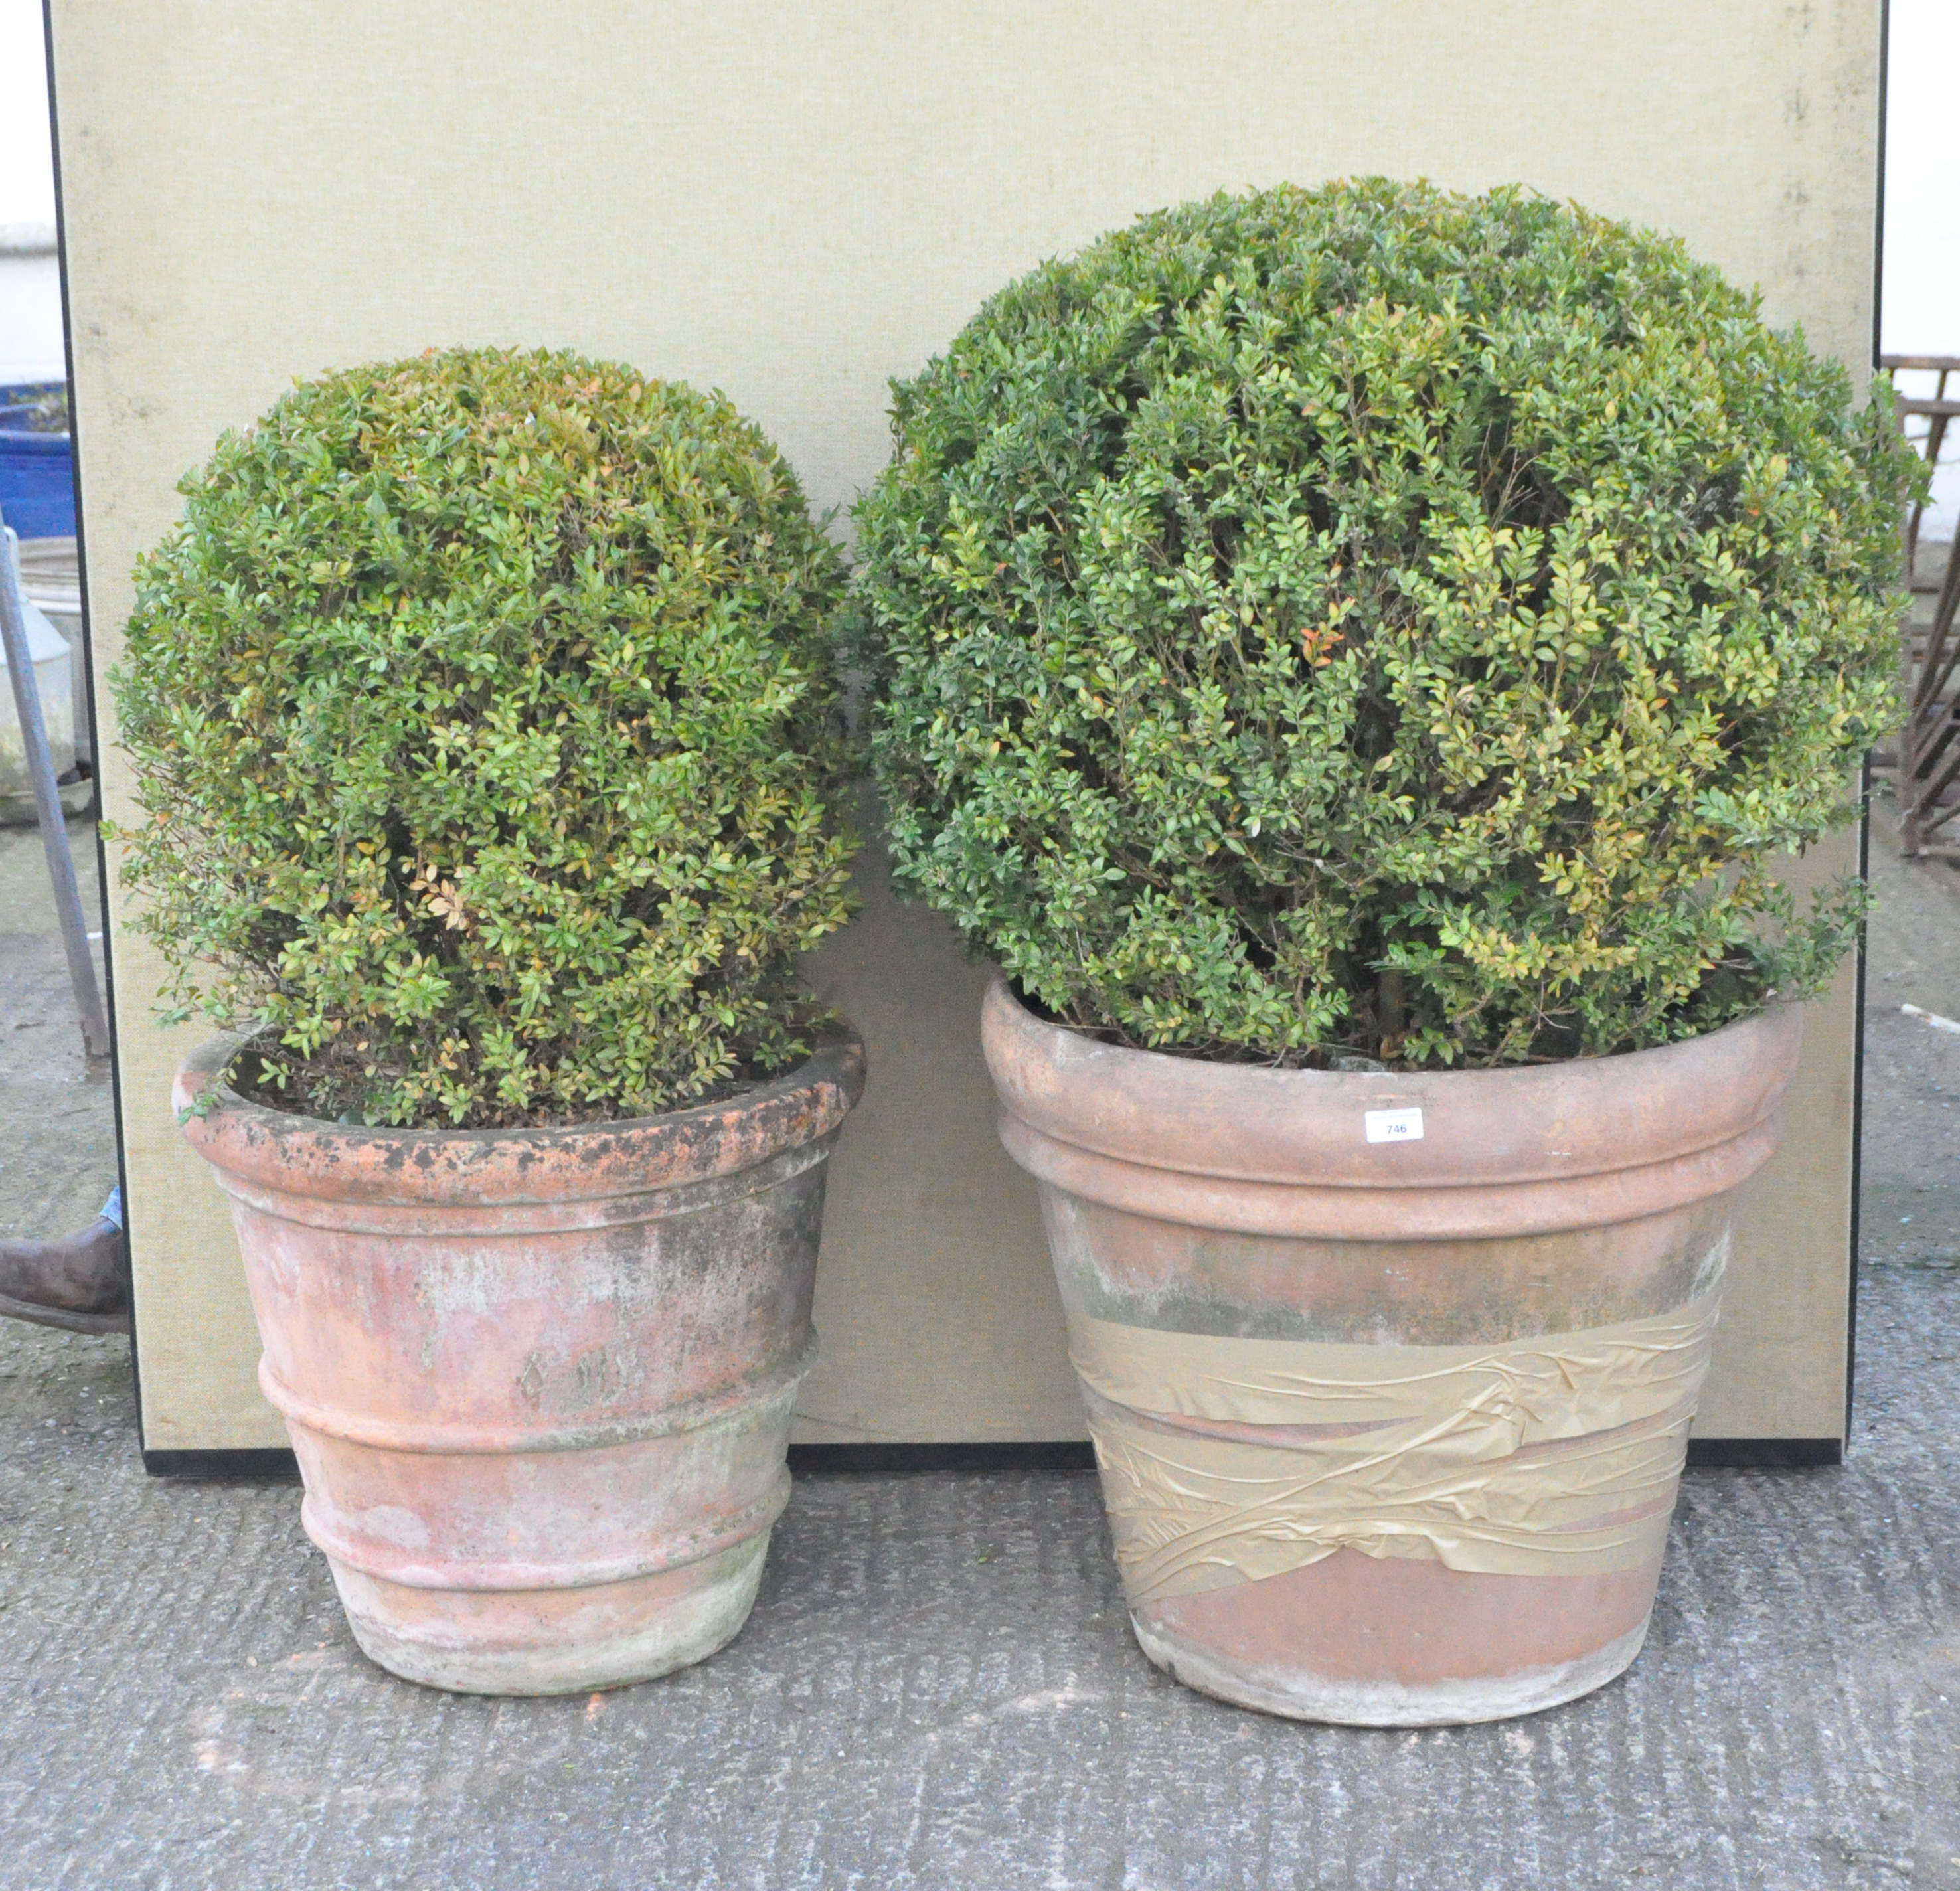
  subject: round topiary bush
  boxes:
[852,179,1918,1068]
[115,346,857,1128]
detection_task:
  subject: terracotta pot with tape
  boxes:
[983,973,1801,1726]
[176,1030,864,1696]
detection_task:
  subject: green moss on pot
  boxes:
[852,179,1919,1068]
[114,346,857,1128]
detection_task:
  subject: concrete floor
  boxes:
[0,815,112,1243]
[1,816,1958,1890]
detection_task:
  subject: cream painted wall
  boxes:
[1883,0,1960,536]
[0,0,63,382]
[48,0,1881,1450]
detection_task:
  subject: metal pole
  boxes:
[0,513,110,1058]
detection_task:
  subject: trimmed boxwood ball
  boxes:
[114,347,857,1128]
[852,180,1918,1067]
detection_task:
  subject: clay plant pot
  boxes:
[175,1029,864,1696]
[982,974,1802,1726]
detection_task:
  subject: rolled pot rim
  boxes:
[981,969,1805,1218]
[984,967,1798,1093]
[175,1023,866,1206]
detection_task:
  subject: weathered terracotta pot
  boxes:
[982,975,1802,1726]
[176,1031,864,1696]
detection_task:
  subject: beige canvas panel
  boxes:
[46,0,1878,1450]
[1696,835,1861,1441]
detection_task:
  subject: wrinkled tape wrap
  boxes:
[1071,1292,1720,1607]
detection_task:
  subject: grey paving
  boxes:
[3,1289,1959,1891]
[0,813,1956,1889]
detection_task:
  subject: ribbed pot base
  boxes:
[329,1534,770,1696]
[179,1027,864,1700]
[983,973,1800,1724]
[1131,1609,1651,1727]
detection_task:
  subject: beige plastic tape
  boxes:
[1070,1292,1721,1607]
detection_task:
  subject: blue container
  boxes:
[0,398,76,540]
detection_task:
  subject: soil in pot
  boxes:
[982,974,1801,1726]
[176,1029,865,1696]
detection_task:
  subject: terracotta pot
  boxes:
[982,975,1802,1725]
[176,1030,864,1696]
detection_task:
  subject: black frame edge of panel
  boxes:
[1684,1437,1843,1471]
[1848,760,1870,1446]
[1875,0,1890,373]
[1848,0,1890,1451]
[139,1439,1844,1477]
[788,1441,1099,1475]
[143,1448,301,1481]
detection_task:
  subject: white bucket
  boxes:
[16,534,88,763]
